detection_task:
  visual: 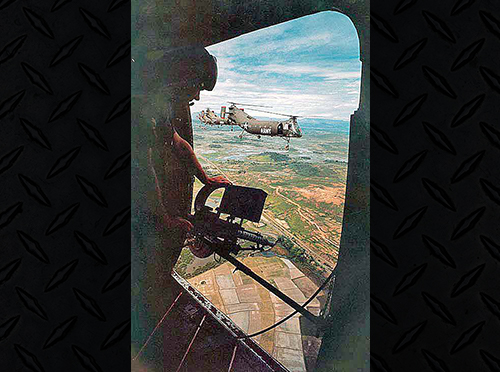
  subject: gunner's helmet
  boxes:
[133,45,218,94]
[160,46,218,92]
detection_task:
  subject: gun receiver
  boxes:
[187,184,275,254]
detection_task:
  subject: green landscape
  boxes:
[175,117,349,288]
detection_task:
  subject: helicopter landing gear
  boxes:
[238,129,245,139]
[283,137,291,150]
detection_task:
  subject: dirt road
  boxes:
[198,155,336,272]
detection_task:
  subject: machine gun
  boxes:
[186,184,324,327]
[186,184,277,258]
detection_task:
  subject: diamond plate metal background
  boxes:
[0,1,130,370]
[371,1,499,370]
[2,0,499,370]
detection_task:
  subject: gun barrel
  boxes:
[236,230,273,247]
[188,211,274,247]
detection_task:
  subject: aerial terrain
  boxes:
[188,256,324,372]
[176,115,349,283]
[175,115,349,371]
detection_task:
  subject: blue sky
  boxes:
[192,11,361,121]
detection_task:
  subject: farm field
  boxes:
[175,117,349,286]
[188,256,326,372]
[173,116,349,371]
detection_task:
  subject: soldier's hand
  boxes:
[204,175,232,186]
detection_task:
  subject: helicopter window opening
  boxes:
[178,10,360,372]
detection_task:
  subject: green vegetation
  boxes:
[279,236,294,250]
[263,152,291,162]
[288,162,320,177]
[266,196,293,216]
[174,248,195,277]
[188,120,348,282]
[290,246,306,259]
[247,152,291,163]
[182,259,224,279]
[287,214,309,236]
[278,236,331,284]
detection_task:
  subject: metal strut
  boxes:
[281,136,291,150]
[227,344,238,372]
[175,314,207,372]
[133,291,183,361]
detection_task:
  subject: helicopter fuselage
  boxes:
[228,106,302,138]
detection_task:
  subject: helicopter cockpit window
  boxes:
[176,11,360,372]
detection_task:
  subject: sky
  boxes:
[191,11,361,121]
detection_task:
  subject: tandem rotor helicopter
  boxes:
[198,102,304,150]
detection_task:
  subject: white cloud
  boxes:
[192,12,361,121]
[248,63,361,80]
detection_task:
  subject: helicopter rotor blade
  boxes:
[244,108,330,120]
[297,114,331,119]
[227,101,273,108]
[229,104,329,120]
[241,107,300,118]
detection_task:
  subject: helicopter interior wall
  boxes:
[133,1,369,371]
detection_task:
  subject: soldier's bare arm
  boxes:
[172,131,231,186]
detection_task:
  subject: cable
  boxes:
[236,268,336,339]
[133,291,183,361]
[175,314,207,372]
[227,344,238,372]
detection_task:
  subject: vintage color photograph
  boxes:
[131,1,369,371]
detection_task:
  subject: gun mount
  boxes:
[186,184,325,328]
[187,184,275,258]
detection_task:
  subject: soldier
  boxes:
[200,109,210,124]
[132,46,229,369]
[199,110,206,124]
[207,108,218,121]
[146,53,231,233]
